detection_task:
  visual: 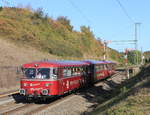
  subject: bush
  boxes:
[0,6,3,11]
[34,8,44,19]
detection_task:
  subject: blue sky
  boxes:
[0,0,149,52]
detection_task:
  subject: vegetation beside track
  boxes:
[91,64,150,115]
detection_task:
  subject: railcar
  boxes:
[83,60,116,83]
[19,60,116,99]
[20,60,90,98]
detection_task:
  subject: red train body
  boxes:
[20,60,116,98]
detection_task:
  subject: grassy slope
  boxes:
[92,65,150,115]
[0,38,60,66]
[0,7,122,61]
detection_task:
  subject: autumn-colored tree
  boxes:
[57,16,73,31]
[80,26,94,38]
[34,8,44,19]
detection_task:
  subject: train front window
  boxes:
[37,68,50,79]
[23,68,36,79]
[23,68,57,79]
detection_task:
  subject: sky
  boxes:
[0,0,149,52]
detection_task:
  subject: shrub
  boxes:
[0,6,3,11]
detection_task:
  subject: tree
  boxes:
[80,26,95,38]
[127,50,142,65]
[0,6,3,11]
[34,8,44,19]
[57,16,73,31]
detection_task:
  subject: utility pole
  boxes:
[134,22,141,65]
[134,23,141,50]
[103,40,107,60]
[97,38,110,61]
[141,47,144,65]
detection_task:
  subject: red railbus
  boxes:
[20,60,116,99]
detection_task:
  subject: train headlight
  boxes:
[41,89,48,95]
[20,89,26,95]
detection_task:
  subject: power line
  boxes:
[66,0,106,38]
[114,0,134,23]
[2,0,10,6]
[66,0,92,26]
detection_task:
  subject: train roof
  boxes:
[22,60,89,68]
[83,60,116,64]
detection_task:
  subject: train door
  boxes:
[89,64,95,83]
[81,66,88,87]
[58,67,64,95]
[85,65,92,85]
[93,64,97,82]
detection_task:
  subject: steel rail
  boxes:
[0,90,19,98]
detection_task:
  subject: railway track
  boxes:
[0,90,19,98]
[0,72,126,115]
[0,90,20,109]
[2,94,75,115]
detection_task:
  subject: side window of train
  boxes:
[107,64,110,70]
[104,64,107,70]
[49,68,58,79]
[100,64,103,71]
[63,67,72,78]
[96,65,103,72]
[71,67,81,76]
[75,67,81,75]
[96,65,99,72]
[67,68,71,77]
[63,68,67,78]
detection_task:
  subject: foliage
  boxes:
[33,8,44,19]
[108,48,124,63]
[127,50,142,65]
[0,6,3,11]
[57,16,73,31]
[0,7,122,61]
